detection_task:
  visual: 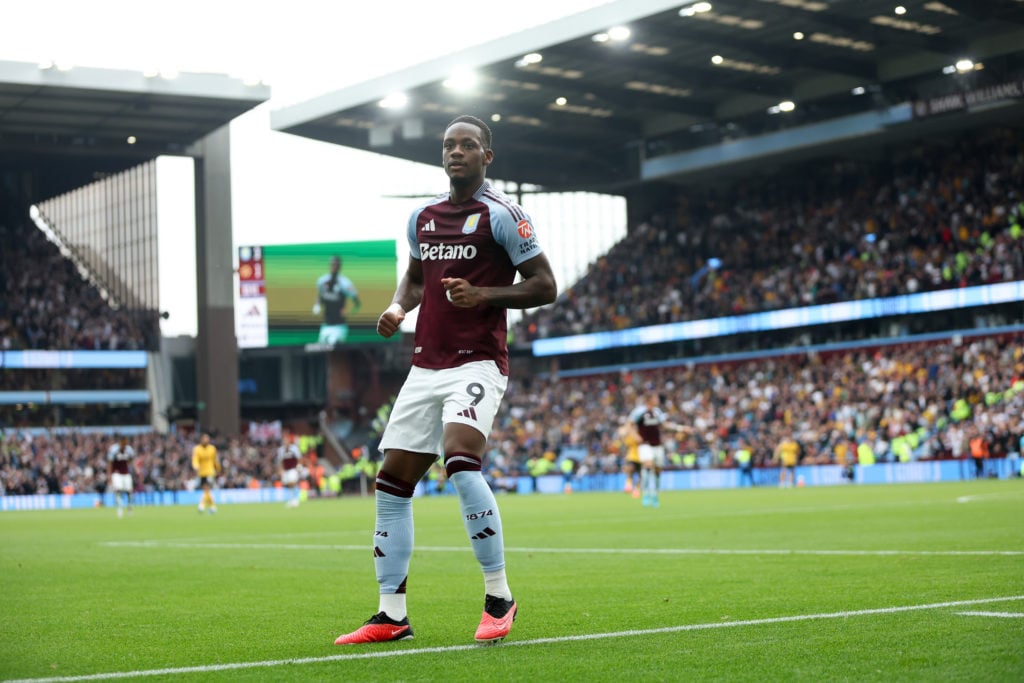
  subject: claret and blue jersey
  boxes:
[406,180,544,376]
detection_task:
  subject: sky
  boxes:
[1,0,620,336]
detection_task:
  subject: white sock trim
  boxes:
[484,568,512,600]
[379,593,407,620]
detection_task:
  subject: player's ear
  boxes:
[483,148,494,168]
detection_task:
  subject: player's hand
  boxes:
[377,303,405,338]
[312,303,322,315]
[441,277,483,307]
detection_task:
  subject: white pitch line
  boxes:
[957,611,1024,618]
[99,541,1024,557]
[5,595,1023,683]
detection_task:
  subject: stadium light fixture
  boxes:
[793,31,805,40]
[851,86,866,95]
[443,69,478,91]
[608,26,631,41]
[895,5,907,14]
[592,32,610,42]
[378,92,409,109]
[490,113,502,122]
[126,136,137,145]
[679,1,713,17]
[143,67,160,78]
[159,68,179,80]
[38,59,54,70]
[954,58,974,72]
[515,52,543,68]
[555,97,568,106]
[711,55,724,65]
[767,100,796,114]
[55,61,74,72]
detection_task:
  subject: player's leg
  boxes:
[336,368,441,645]
[651,448,664,507]
[638,445,652,505]
[201,482,216,512]
[440,362,516,643]
[334,448,431,645]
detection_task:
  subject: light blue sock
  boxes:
[450,470,506,572]
[373,490,414,594]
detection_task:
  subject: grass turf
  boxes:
[0,480,1021,682]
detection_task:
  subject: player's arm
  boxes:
[378,256,424,338]
[348,281,362,314]
[443,252,557,309]
[664,420,694,434]
[191,447,199,473]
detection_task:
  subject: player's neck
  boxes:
[449,177,485,204]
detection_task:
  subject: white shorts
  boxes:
[318,324,349,344]
[379,361,507,457]
[111,473,133,492]
[638,444,666,468]
[281,468,300,486]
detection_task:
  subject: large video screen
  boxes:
[237,240,398,349]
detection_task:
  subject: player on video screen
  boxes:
[313,255,361,344]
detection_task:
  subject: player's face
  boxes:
[329,257,340,274]
[443,122,492,187]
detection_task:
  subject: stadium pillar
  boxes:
[192,124,240,436]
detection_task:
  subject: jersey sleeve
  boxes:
[490,204,544,267]
[407,207,423,261]
[341,275,359,297]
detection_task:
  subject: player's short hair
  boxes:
[447,114,492,149]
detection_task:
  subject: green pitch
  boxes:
[1,481,1022,682]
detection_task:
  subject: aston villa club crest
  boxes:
[462,213,481,234]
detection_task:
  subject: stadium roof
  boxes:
[0,59,270,169]
[271,0,1024,192]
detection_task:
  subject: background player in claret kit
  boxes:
[313,255,361,345]
[191,433,222,514]
[277,435,304,508]
[106,435,136,517]
[630,392,689,508]
[334,114,557,647]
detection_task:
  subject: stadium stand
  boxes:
[4,128,1024,494]
[496,333,1023,479]
[4,330,1021,496]
[513,128,1024,342]
[0,218,157,351]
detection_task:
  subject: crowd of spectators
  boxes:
[4,129,1024,495]
[0,218,158,352]
[3,333,1021,497]
[0,369,146,392]
[489,333,1024,480]
[513,128,1024,342]
[0,430,295,498]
